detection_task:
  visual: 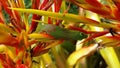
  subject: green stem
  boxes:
[100,47,120,68]
[114,47,120,62]
[11,8,118,30]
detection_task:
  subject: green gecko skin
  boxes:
[38,24,87,40]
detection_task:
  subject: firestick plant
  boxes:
[0,0,120,68]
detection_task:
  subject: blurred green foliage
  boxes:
[67,3,79,14]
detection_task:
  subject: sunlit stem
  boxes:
[61,0,66,13]
[100,47,120,68]
[41,53,57,68]
[23,14,30,33]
